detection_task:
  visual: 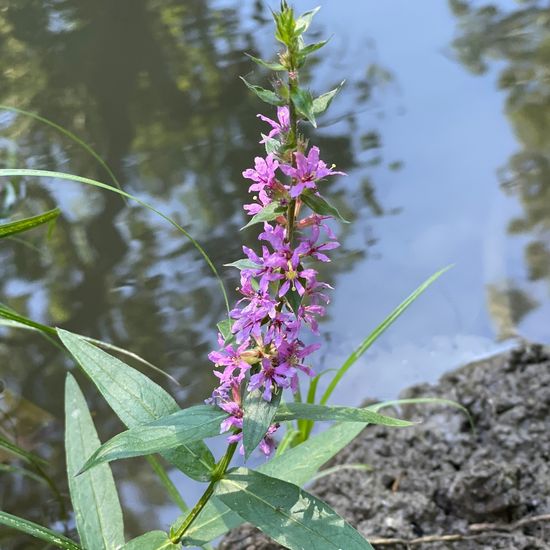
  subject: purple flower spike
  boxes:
[243,154,279,194]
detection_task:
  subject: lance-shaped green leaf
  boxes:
[320,266,452,405]
[245,53,286,72]
[301,190,349,223]
[290,87,317,127]
[58,329,216,481]
[123,531,179,549]
[181,421,366,546]
[215,468,373,550]
[65,373,125,550]
[274,402,413,427]
[240,77,284,106]
[241,201,286,230]
[0,511,81,550]
[243,389,282,459]
[0,208,60,239]
[312,80,345,115]
[298,39,329,60]
[295,6,321,34]
[79,405,227,473]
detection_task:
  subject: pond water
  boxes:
[1,0,549,546]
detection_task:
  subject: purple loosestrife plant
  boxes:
[0,3,456,549]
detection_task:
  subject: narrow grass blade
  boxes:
[0,105,123,196]
[215,468,373,550]
[0,208,60,239]
[146,456,188,514]
[0,435,48,466]
[0,169,230,313]
[65,373,125,550]
[320,266,452,405]
[0,511,81,550]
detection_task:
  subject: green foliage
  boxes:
[79,405,227,473]
[215,468,372,550]
[290,87,317,127]
[243,389,282,459]
[241,200,286,229]
[240,77,285,106]
[0,511,81,550]
[274,402,413,427]
[57,329,216,482]
[312,80,345,115]
[302,190,350,223]
[0,208,60,239]
[123,531,179,550]
[64,373,125,549]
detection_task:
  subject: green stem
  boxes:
[169,441,237,544]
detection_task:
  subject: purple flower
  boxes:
[249,357,295,401]
[259,424,279,456]
[280,146,345,198]
[258,107,290,143]
[243,154,279,194]
[300,224,340,262]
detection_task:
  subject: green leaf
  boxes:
[245,53,286,72]
[290,87,317,127]
[320,266,453,405]
[180,421,367,546]
[301,190,349,223]
[0,208,60,239]
[295,6,321,34]
[275,402,413,427]
[57,329,216,481]
[369,397,475,434]
[240,77,284,106]
[0,511,81,550]
[216,318,236,346]
[0,169,230,314]
[243,389,282,459]
[65,373,125,550]
[215,468,372,550]
[298,40,329,59]
[241,200,286,230]
[123,531,179,550]
[285,287,303,314]
[79,405,227,473]
[224,259,259,270]
[0,435,48,466]
[312,80,345,115]
[263,135,284,156]
[0,463,49,485]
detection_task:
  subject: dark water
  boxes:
[1,0,549,546]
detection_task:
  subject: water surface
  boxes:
[1,0,549,545]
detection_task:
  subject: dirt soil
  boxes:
[219,344,550,549]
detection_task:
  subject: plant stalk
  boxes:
[170,441,237,544]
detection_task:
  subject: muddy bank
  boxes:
[219,344,550,549]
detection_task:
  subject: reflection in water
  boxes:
[451,0,550,337]
[0,0,396,544]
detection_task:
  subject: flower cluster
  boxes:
[208,107,344,455]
